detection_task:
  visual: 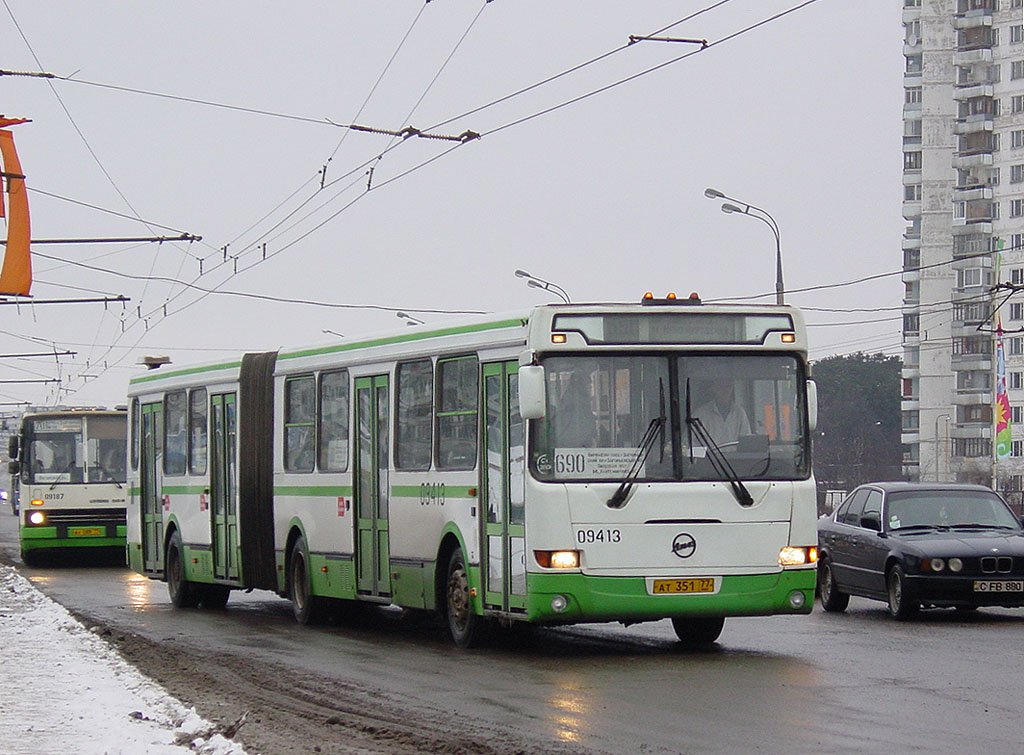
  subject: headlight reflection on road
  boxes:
[548,682,589,743]
[124,572,151,608]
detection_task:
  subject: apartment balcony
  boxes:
[952,220,991,235]
[902,365,920,379]
[952,153,994,168]
[901,399,921,412]
[903,201,922,219]
[953,116,994,135]
[954,186,992,201]
[901,431,921,445]
[902,236,922,251]
[953,84,994,99]
[952,12,993,31]
[950,425,992,440]
[951,354,992,371]
[954,48,993,66]
[953,391,992,406]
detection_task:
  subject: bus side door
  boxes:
[481,361,526,613]
[140,403,164,574]
[210,393,239,581]
[354,375,391,599]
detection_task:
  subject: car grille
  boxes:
[980,556,1014,574]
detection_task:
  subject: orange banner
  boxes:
[0,126,32,295]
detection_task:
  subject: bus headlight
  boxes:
[534,550,580,569]
[28,511,45,525]
[779,546,817,566]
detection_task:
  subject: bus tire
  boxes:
[671,616,725,646]
[445,546,484,648]
[21,548,40,567]
[199,584,231,610]
[289,535,326,625]
[166,531,200,608]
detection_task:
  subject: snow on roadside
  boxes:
[0,564,248,755]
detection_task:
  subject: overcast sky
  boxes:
[0,1,904,408]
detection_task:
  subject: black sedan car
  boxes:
[817,482,1024,619]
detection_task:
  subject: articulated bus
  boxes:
[125,297,818,646]
[8,409,128,565]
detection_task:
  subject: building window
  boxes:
[1014,441,1024,457]
[955,302,990,323]
[904,313,920,335]
[952,438,991,458]
[1012,303,1024,321]
[1013,165,1024,184]
[284,375,316,472]
[904,151,922,170]
[902,410,920,431]
[906,55,923,74]
[1013,61,1024,80]
[904,0,920,6]
[905,86,922,104]
[953,335,992,355]
[1013,406,1024,424]
[957,268,992,288]
[958,370,991,390]
[395,360,433,470]
[904,184,922,201]
[318,370,349,472]
[1012,371,1024,389]
[1014,130,1024,149]
[1014,236,1024,252]
[1012,199,1024,218]
[1012,337,1024,356]
[1013,26,1024,44]
[958,404,992,424]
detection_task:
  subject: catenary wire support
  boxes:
[627,36,708,48]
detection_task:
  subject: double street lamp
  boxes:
[514,269,571,303]
[704,188,784,305]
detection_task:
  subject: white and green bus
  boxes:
[125,297,818,646]
[8,408,128,565]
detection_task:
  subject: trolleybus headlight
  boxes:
[534,550,579,569]
[948,557,964,573]
[778,546,817,566]
[28,511,45,525]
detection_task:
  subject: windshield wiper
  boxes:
[49,460,77,490]
[890,524,943,532]
[685,379,753,507]
[607,380,666,509]
[950,523,1017,531]
[92,462,123,488]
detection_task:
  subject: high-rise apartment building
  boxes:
[901,0,1024,496]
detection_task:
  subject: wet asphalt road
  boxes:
[3,511,1024,754]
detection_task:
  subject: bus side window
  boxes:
[436,356,478,470]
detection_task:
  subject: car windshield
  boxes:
[529,353,809,483]
[885,490,1022,531]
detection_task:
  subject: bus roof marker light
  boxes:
[781,333,796,343]
[551,334,567,344]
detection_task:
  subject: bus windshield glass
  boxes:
[23,415,127,485]
[530,354,808,483]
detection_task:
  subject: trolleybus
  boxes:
[8,408,128,564]
[125,296,818,646]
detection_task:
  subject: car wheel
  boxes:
[445,546,485,648]
[818,558,850,613]
[289,535,326,625]
[887,565,918,621]
[166,530,199,608]
[671,616,725,646]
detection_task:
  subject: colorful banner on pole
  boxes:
[995,242,1011,460]
[0,116,32,296]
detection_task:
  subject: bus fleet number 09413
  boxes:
[576,528,622,544]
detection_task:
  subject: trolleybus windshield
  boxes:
[530,354,808,483]
[22,415,127,485]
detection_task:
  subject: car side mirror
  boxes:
[861,514,881,532]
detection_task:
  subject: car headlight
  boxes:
[948,557,963,573]
[923,558,945,572]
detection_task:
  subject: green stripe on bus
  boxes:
[129,359,243,385]
[390,485,477,498]
[162,485,207,495]
[278,318,526,361]
[274,485,354,497]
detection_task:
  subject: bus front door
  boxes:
[354,375,391,598]
[210,393,239,581]
[481,361,526,614]
[140,403,164,574]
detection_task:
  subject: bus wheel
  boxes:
[199,584,231,610]
[445,547,484,648]
[289,535,326,625]
[166,531,199,608]
[671,616,725,646]
[20,549,40,567]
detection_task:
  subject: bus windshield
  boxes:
[23,414,127,485]
[530,354,809,483]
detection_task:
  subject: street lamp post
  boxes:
[514,269,571,303]
[704,188,784,305]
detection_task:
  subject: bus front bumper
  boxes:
[525,569,816,624]
[21,524,127,551]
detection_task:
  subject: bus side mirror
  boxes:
[7,460,19,475]
[519,366,546,420]
[7,435,18,459]
[806,379,818,433]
